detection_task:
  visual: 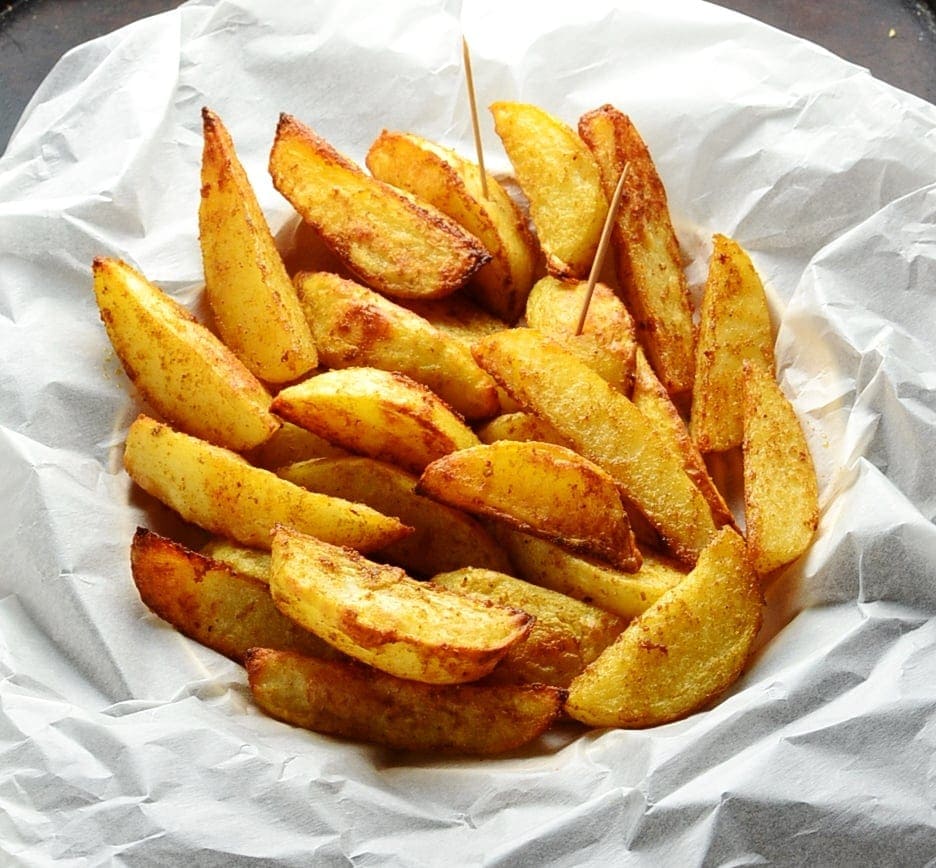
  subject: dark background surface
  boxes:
[1,0,935,156]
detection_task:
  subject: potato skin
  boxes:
[269,526,532,685]
[366,130,537,323]
[131,528,336,663]
[491,101,607,278]
[418,441,641,572]
[743,361,819,576]
[246,648,565,756]
[123,414,411,553]
[93,256,279,452]
[199,107,318,384]
[564,528,762,728]
[269,114,489,299]
[579,104,695,397]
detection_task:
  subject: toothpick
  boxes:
[462,36,489,199]
[574,162,630,336]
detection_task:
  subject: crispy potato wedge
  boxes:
[269,526,531,684]
[525,275,637,393]
[565,527,762,728]
[476,411,571,448]
[578,105,695,397]
[200,538,271,584]
[131,528,334,662]
[199,108,317,384]
[123,415,410,552]
[245,649,564,755]
[691,234,775,452]
[92,257,279,452]
[277,456,512,577]
[632,348,736,529]
[365,130,537,323]
[418,441,640,571]
[247,420,348,471]
[295,271,498,420]
[491,102,607,277]
[269,114,489,299]
[272,367,480,474]
[492,526,685,620]
[433,567,625,687]
[742,362,819,575]
[472,328,719,563]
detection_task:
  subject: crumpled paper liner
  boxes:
[1,0,935,863]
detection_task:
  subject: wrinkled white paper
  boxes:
[2,0,936,863]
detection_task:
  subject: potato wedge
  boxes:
[123,415,410,552]
[565,527,762,728]
[492,526,685,620]
[269,526,531,684]
[269,114,488,299]
[278,456,512,577]
[433,568,625,687]
[271,367,480,473]
[199,108,317,384]
[295,271,498,420]
[632,348,736,529]
[418,441,641,571]
[476,411,571,448]
[690,234,775,452]
[472,328,719,563]
[742,361,819,575]
[525,275,637,393]
[366,130,537,323]
[491,102,607,277]
[578,105,695,397]
[131,528,335,662]
[245,649,564,755]
[92,257,278,452]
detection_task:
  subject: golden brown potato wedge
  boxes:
[742,361,819,575]
[271,367,480,474]
[492,526,685,620]
[199,108,317,384]
[294,270,498,420]
[123,415,410,552]
[269,526,531,684]
[565,527,762,728]
[277,456,512,577]
[632,348,736,530]
[92,257,279,452]
[491,101,607,278]
[525,275,637,394]
[578,105,695,397]
[245,648,565,755]
[475,411,571,448]
[365,130,537,323]
[269,114,488,299]
[131,528,334,662]
[418,441,640,571]
[472,328,719,563]
[433,567,625,687]
[691,234,775,452]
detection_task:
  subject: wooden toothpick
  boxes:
[462,36,490,199]
[574,162,630,336]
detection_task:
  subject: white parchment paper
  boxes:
[2,0,936,863]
